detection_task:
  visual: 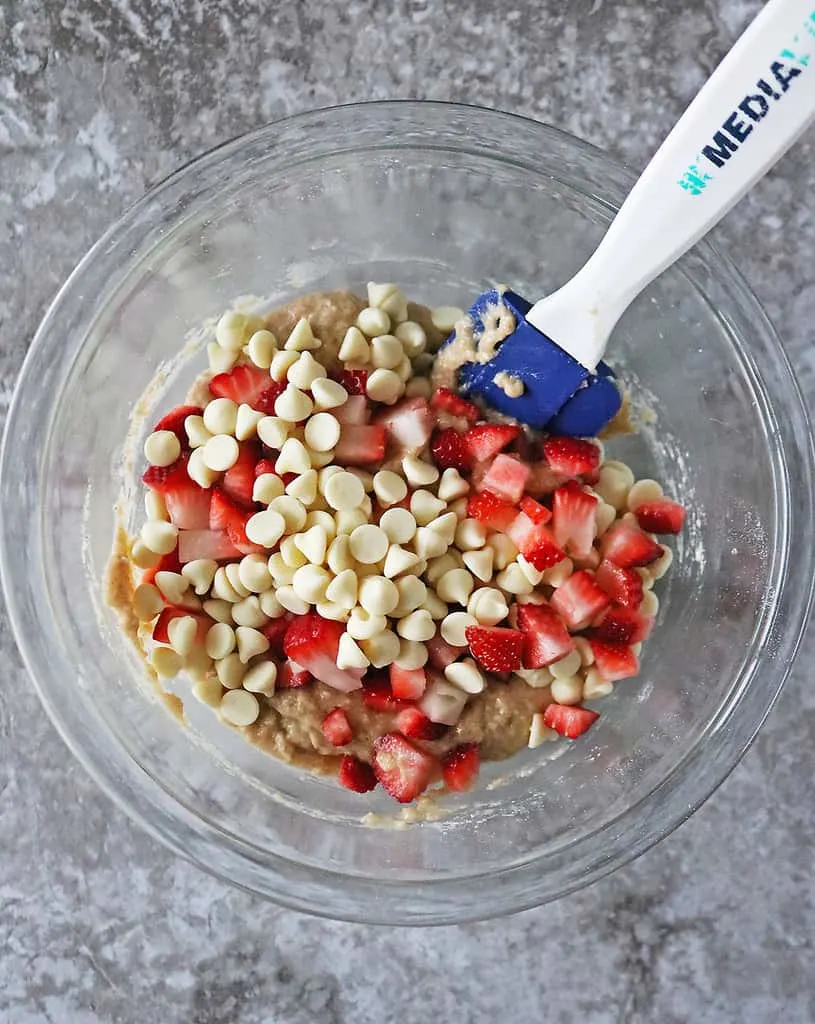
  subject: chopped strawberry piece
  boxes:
[222,442,260,507]
[519,496,552,525]
[361,675,412,712]
[543,703,600,739]
[277,659,312,688]
[426,633,467,669]
[463,423,521,464]
[634,499,686,535]
[209,489,265,554]
[543,436,601,477]
[152,607,208,644]
[262,613,294,652]
[516,603,575,668]
[154,404,203,445]
[430,428,471,471]
[371,733,436,803]
[254,458,277,477]
[465,625,523,673]
[333,424,387,466]
[395,706,447,740]
[390,664,427,700]
[590,640,640,681]
[506,513,567,570]
[253,380,287,415]
[552,481,598,558]
[321,707,353,747]
[467,490,517,532]
[143,453,212,530]
[430,387,479,425]
[479,454,531,503]
[338,369,368,396]
[333,395,369,425]
[338,755,378,793]
[142,549,181,586]
[441,743,480,791]
[177,529,242,564]
[590,606,653,645]
[209,365,273,408]
[375,397,434,450]
[601,522,662,568]
[283,614,365,692]
[549,570,610,630]
[594,559,644,609]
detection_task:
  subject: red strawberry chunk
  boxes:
[209,365,272,408]
[371,733,436,803]
[395,707,447,740]
[601,522,662,568]
[152,607,209,645]
[430,387,480,425]
[277,659,312,688]
[283,613,365,692]
[142,549,181,586]
[375,397,434,450]
[506,513,567,571]
[464,625,523,673]
[333,424,387,466]
[262,613,294,652]
[516,603,575,668]
[333,395,369,425]
[390,665,427,700]
[543,703,600,739]
[549,570,610,630]
[594,559,644,609]
[253,380,287,415]
[479,454,531,503]
[154,404,203,445]
[322,707,353,747]
[590,640,640,681]
[177,529,242,564]
[590,606,652,644]
[553,481,598,558]
[426,633,467,670]
[467,490,517,532]
[254,458,277,477]
[338,369,368,396]
[543,436,601,477]
[338,755,378,793]
[143,453,212,530]
[441,743,480,792]
[463,423,521,463]
[519,496,552,525]
[222,442,260,507]
[431,428,471,471]
[209,489,265,554]
[361,675,413,712]
[634,499,685,535]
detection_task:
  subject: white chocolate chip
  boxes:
[284,317,320,352]
[358,575,399,616]
[207,342,238,374]
[347,608,388,641]
[550,649,582,680]
[467,587,508,626]
[436,568,475,606]
[224,562,251,598]
[202,434,240,472]
[186,646,213,682]
[304,412,341,452]
[627,479,664,511]
[324,471,365,512]
[392,575,428,617]
[231,595,269,629]
[242,660,277,695]
[410,489,446,526]
[288,351,327,391]
[186,447,217,489]
[275,585,310,614]
[550,675,584,705]
[427,512,458,547]
[292,564,331,604]
[425,554,459,585]
[206,622,236,660]
[305,510,336,536]
[155,570,190,605]
[274,384,313,423]
[361,629,401,669]
[338,325,370,364]
[448,497,469,521]
[420,678,468,726]
[454,518,487,551]
[517,555,545,586]
[259,590,285,618]
[379,507,417,545]
[394,320,427,356]
[212,566,244,602]
[144,490,169,522]
[337,632,370,670]
[357,307,390,338]
[268,495,308,533]
[431,306,465,333]
[275,437,312,475]
[441,611,478,647]
[528,713,558,748]
[235,626,270,663]
[280,535,308,569]
[651,545,673,580]
[216,310,251,351]
[496,563,535,595]
[133,583,163,620]
[487,533,518,570]
[515,666,553,688]
[402,456,439,488]
[245,329,277,369]
[270,349,301,382]
[366,368,403,405]
[372,470,407,508]
[462,547,494,583]
[140,519,178,556]
[327,534,354,574]
[235,404,265,441]
[235,554,272,594]
[396,609,435,642]
[167,615,198,657]
[641,589,659,617]
[220,689,260,726]
[245,509,286,548]
[325,569,358,610]
[144,430,181,468]
[445,658,485,694]
[367,282,408,322]
[253,473,285,505]
[413,527,449,560]
[394,639,429,670]
[370,334,403,370]
[311,377,348,410]
[596,461,635,511]
[203,397,238,436]
[182,558,218,595]
[194,678,224,707]
[294,524,329,565]
[349,524,389,564]
[203,598,234,623]
[595,501,618,536]
[257,416,291,450]
[216,652,246,689]
[540,557,574,587]
[583,668,614,700]
[150,646,182,678]
[383,544,421,579]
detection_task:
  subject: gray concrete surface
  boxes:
[1,1,813,1021]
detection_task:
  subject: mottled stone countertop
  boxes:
[1,1,813,1022]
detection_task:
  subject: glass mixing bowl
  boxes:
[2,102,813,925]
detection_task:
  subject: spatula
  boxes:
[451,0,815,435]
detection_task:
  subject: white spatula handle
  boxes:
[528,0,815,371]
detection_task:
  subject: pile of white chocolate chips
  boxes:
[121,282,684,802]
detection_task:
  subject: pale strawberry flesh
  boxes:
[479,454,531,503]
[333,424,387,466]
[283,613,364,692]
[549,570,610,630]
[543,703,600,739]
[516,603,575,667]
[552,481,598,558]
[177,529,243,564]
[371,732,436,803]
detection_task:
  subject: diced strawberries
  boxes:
[430,428,471,471]
[142,549,181,586]
[462,423,521,463]
[333,395,369,425]
[143,453,212,530]
[209,489,265,554]
[590,640,640,681]
[543,436,601,477]
[549,570,610,630]
[464,625,523,673]
[601,521,662,568]
[634,499,685,535]
[479,454,531,503]
[209,365,275,409]
[441,743,480,791]
[254,458,277,477]
[552,481,598,558]
[371,733,436,803]
[395,706,447,740]
[154,404,203,444]
[177,529,242,564]
[152,607,208,645]
[591,606,653,644]
[516,603,575,668]
[361,675,412,713]
[506,513,567,571]
[253,380,288,415]
[594,559,644,609]
[338,755,378,793]
[338,369,368,396]
[467,490,518,532]
[543,703,600,739]
[283,613,365,692]
[519,496,552,525]
[277,659,312,688]
[333,424,387,466]
[375,397,434,450]
[390,665,427,700]
[222,442,260,507]
[426,633,467,670]
[262,614,294,652]
[430,387,480,425]
[321,708,353,747]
